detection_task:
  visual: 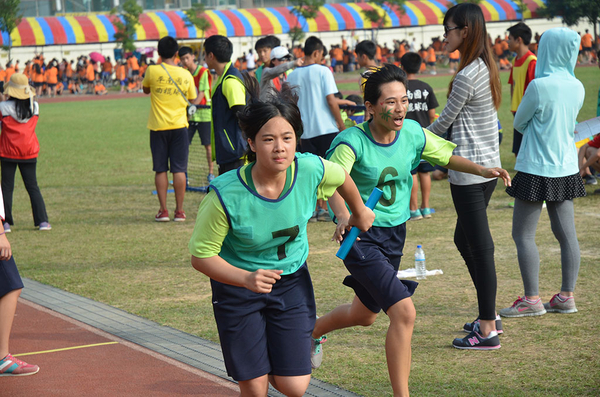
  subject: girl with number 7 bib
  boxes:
[188,78,374,397]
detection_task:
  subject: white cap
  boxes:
[270,46,291,60]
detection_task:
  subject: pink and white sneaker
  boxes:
[0,353,40,376]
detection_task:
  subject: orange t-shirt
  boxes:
[128,57,140,71]
[375,46,382,61]
[0,70,5,83]
[45,68,58,84]
[102,61,113,73]
[449,50,460,60]
[501,41,509,51]
[581,33,593,48]
[86,64,95,81]
[5,67,15,83]
[116,64,126,81]
[333,47,343,62]
[95,84,106,93]
[32,66,45,83]
[427,48,436,63]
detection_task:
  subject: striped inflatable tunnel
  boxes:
[0,0,546,47]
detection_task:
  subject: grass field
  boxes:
[8,65,600,396]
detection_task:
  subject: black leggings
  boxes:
[450,180,497,321]
[1,160,48,226]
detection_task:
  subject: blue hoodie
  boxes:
[513,28,585,177]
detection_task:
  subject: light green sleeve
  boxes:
[317,159,347,200]
[189,190,229,258]
[222,76,246,107]
[421,128,457,167]
[326,143,356,174]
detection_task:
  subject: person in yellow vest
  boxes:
[507,22,536,157]
[178,46,215,183]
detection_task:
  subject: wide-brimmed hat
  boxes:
[270,46,291,60]
[5,73,35,100]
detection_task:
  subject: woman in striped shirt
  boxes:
[428,3,504,350]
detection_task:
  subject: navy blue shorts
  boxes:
[211,264,316,381]
[150,128,189,173]
[300,133,338,158]
[342,224,417,314]
[410,161,435,175]
[0,257,24,298]
[188,122,211,146]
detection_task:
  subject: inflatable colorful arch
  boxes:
[0,0,546,47]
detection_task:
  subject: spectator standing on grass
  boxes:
[178,46,215,183]
[427,3,505,350]
[581,29,593,64]
[85,59,95,94]
[499,28,586,319]
[0,188,39,376]
[287,36,346,222]
[142,36,196,223]
[189,81,374,397]
[204,35,247,175]
[245,49,256,72]
[102,57,113,86]
[44,61,58,98]
[0,74,51,232]
[400,52,439,221]
[507,22,536,157]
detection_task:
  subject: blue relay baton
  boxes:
[336,188,383,260]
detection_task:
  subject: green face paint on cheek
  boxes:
[379,105,392,122]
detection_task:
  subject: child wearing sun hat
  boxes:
[0,73,51,233]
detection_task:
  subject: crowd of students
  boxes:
[0,52,152,98]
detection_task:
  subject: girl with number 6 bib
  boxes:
[311,64,510,396]
[188,78,374,397]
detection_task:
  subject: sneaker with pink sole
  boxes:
[0,354,39,376]
[544,294,578,314]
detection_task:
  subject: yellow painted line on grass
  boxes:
[14,341,119,357]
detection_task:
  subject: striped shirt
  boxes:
[428,58,501,185]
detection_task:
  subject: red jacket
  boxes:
[0,101,40,160]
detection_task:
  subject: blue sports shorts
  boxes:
[150,128,189,173]
[342,224,417,314]
[0,257,24,298]
[210,263,316,381]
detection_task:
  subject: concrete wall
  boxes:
[0,17,595,66]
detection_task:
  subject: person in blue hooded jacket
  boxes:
[500,28,586,318]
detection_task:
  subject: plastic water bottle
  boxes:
[415,245,426,280]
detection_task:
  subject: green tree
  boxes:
[288,0,324,48]
[111,0,143,53]
[184,2,211,39]
[0,0,22,60]
[288,26,305,49]
[361,0,406,43]
[538,0,600,44]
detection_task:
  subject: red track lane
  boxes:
[3,299,238,396]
